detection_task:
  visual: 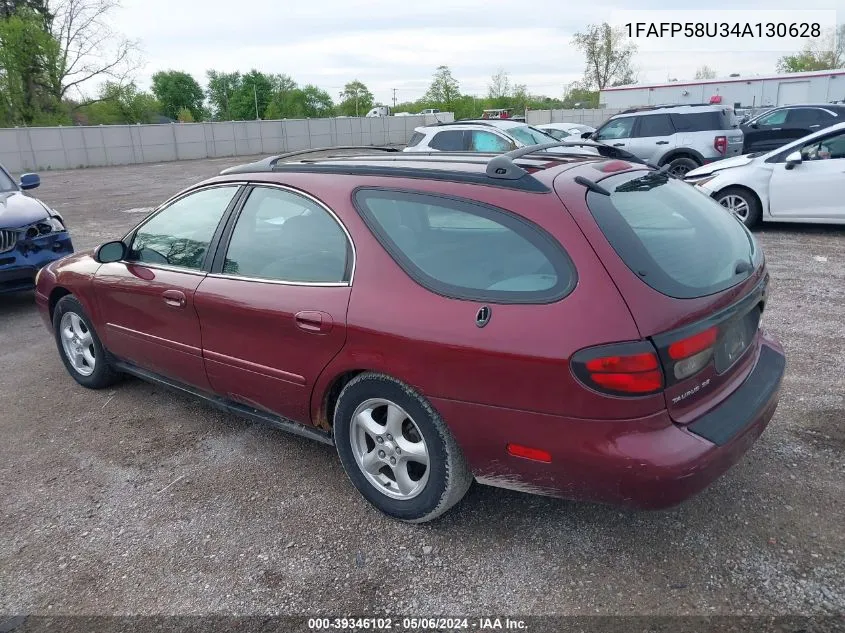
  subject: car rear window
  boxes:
[670,110,734,132]
[585,171,759,299]
[353,189,577,304]
[430,130,465,151]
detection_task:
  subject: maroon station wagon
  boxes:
[35,143,786,522]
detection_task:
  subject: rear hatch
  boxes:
[556,166,767,423]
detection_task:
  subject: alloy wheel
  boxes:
[349,398,430,500]
[720,194,750,221]
[60,312,96,377]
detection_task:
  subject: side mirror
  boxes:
[784,151,802,170]
[94,240,127,263]
[19,173,40,190]
[750,123,759,129]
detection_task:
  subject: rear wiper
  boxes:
[574,176,611,196]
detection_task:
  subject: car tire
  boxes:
[333,373,473,523]
[716,187,762,228]
[665,156,700,177]
[53,295,121,389]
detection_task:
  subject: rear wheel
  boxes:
[716,187,762,228]
[664,156,700,177]
[53,295,120,389]
[333,373,473,523]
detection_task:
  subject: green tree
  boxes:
[229,69,273,120]
[206,70,241,120]
[151,70,204,120]
[338,79,373,116]
[424,65,461,110]
[562,82,600,108]
[488,68,511,99]
[777,26,845,73]
[176,106,194,122]
[0,7,62,125]
[573,23,637,89]
[263,73,300,119]
[76,81,160,124]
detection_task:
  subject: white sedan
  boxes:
[684,121,845,226]
[535,123,596,140]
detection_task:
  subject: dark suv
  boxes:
[590,104,743,176]
[740,103,845,153]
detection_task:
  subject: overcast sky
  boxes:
[107,0,843,105]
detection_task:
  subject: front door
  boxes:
[94,185,241,390]
[625,113,675,163]
[768,129,845,220]
[194,185,352,425]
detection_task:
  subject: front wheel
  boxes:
[53,295,121,389]
[333,373,473,523]
[716,187,762,228]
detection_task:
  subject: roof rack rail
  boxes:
[220,145,400,175]
[485,140,650,180]
[618,103,720,114]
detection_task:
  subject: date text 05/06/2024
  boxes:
[625,22,821,38]
[307,617,528,630]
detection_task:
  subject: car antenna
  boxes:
[574,175,611,196]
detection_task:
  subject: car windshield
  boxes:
[508,125,557,146]
[584,170,759,299]
[0,166,17,193]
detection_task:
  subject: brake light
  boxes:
[714,135,727,155]
[668,326,718,360]
[666,326,718,380]
[571,343,663,396]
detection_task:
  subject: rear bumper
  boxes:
[0,233,73,294]
[434,335,785,509]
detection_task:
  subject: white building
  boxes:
[600,69,845,109]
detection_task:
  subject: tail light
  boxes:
[664,325,719,381]
[571,342,663,396]
[714,135,727,155]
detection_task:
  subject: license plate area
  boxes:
[714,305,761,374]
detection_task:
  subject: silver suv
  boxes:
[589,105,743,176]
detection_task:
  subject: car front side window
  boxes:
[222,186,350,284]
[128,185,239,270]
[800,130,845,161]
[468,131,515,152]
[596,118,634,140]
[756,109,788,126]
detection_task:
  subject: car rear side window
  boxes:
[353,189,577,304]
[221,186,350,283]
[670,111,729,131]
[430,130,465,151]
[635,114,675,137]
[129,185,239,270]
[585,171,759,299]
[407,132,425,147]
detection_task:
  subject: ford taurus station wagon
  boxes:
[35,142,786,522]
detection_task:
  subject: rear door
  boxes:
[556,168,767,423]
[625,113,675,162]
[783,107,835,143]
[93,184,242,391]
[193,184,353,425]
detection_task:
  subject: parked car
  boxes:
[740,103,845,153]
[685,121,845,226]
[36,144,785,523]
[536,123,596,140]
[588,104,743,176]
[405,120,597,155]
[0,163,74,294]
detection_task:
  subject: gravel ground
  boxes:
[0,156,843,620]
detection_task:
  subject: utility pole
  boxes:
[253,82,260,120]
[392,88,397,108]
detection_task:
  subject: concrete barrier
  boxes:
[0,113,455,172]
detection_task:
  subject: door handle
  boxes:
[295,310,333,334]
[612,143,625,147]
[772,128,782,131]
[809,125,820,128]
[162,289,186,308]
[656,141,669,145]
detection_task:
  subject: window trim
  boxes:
[119,182,247,274]
[207,182,356,287]
[352,187,578,305]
